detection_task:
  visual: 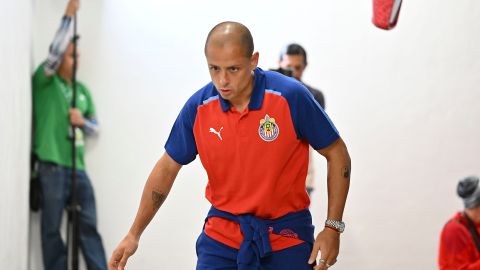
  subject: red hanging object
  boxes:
[372,0,403,30]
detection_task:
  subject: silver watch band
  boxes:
[325,219,345,233]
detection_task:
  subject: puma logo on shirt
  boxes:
[209,127,223,141]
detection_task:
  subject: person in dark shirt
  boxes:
[278,43,325,109]
[279,43,326,196]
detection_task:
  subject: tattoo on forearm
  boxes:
[341,166,351,178]
[152,191,167,210]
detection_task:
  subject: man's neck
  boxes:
[58,69,72,84]
[231,100,249,113]
[465,208,480,223]
[229,74,254,113]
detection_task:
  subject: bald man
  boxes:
[109,22,350,270]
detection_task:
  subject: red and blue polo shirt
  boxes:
[165,67,339,251]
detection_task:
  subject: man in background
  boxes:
[278,43,326,196]
[439,176,480,269]
[32,0,107,269]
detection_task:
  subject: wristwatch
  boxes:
[325,219,345,233]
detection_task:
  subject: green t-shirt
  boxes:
[32,63,96,170]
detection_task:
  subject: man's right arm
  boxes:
[44,0,78,76]
[109,152,182,270]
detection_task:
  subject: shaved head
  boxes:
[204,21,254,58]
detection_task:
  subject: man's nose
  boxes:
[219,71,229,86]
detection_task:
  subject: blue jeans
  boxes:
[38,161,107,270]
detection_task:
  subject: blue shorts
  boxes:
[196,232,314,270]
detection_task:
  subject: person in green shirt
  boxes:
[32,1,107,269]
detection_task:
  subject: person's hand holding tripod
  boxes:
[65,0,79,17]
[69,108,85,127]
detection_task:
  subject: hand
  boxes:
[65,0,79,17]
[69,108,85,127]
[109,234,139,270]
[308,227,340,270]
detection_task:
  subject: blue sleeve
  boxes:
[164,100,198,165]
[44,16,72,76]
[83,118,99,136]
[287,84,340,150]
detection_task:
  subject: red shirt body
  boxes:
[165,68,339,250]
[439,212,480,269]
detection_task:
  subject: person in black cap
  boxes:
[438,176,480,269]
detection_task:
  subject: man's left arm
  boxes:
[69,87,99,136]
[309,138,351,270]
[69,108,99,136]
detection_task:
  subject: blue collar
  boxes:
[217,68,266,112]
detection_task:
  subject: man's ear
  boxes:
[251,52,259,69]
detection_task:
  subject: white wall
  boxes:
[26,0,480,269]
[0,0,32,269]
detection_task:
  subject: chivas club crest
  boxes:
[258,114,279,142]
